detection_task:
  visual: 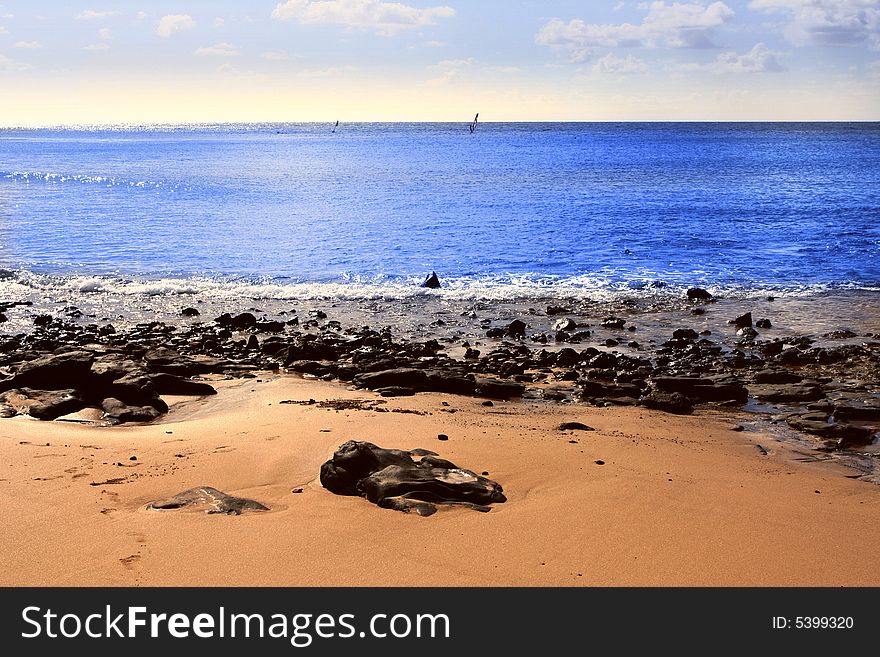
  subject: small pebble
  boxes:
[438,434,449,441]
[595,460,605,465]
[129,456,137,461]
[292,488,304,494]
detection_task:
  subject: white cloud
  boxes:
[592,53,648,74]
[99,27,113,40]
[13,40,42,49]
[76,10,120,20]
[749,0,880,49]
[271,0,455,36]
[537,1,735,61]
[261,50,290,60]
[156,14,195,38]
[136,11,147,21]
[214,17,226,28]
[0,26,7,35]
[424,57,476,85]
[195,42,241,57]
[0,54,30,71]
[682,42,785,72]
[82,43,109,51]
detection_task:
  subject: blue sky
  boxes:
[0,1,878,123]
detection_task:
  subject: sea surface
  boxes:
[0,122,878,306]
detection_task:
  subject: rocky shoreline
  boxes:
[0,288,878,458]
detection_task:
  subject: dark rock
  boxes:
[437,434,449,441]
[101,397,162,423]
[147,373,217,396]
[377,387,416,397]
[650,376,747,404]
[755,318,772,329]
[256,320,285,333]
[672,328,699,341]
[33,314,53,326]
[320,441,505,515]
[558,422,594,431]
[181,307,200,317]
[737,327,759,340]
[749,383,825,403]
[422,272,441,289]
[546,305,571,316]
[485,327,505,339]
[506,320,527,338]
[148,486,268,515]
[753,370,802,384]
[578,380,641,399]
[786,415,876,450]
[730,312,753,328]
[0,387,89,420]
[354,368,428,391]
[5,350,95,391]
[601,317,625,329]
[687,288,713,301]
[555,348,580,367]
[215,312,257,329]
[475,378,525,399]
[832,403,880,423]
[639,390,693,415]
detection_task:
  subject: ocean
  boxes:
[0,122,878,311]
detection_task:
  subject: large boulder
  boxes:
[4,351,95,391]
[101,397,162,423]
[320,441,506,516]
[0,387,89,420]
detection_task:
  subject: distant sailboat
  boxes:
[469,113,479,134]
[332,120,339,133]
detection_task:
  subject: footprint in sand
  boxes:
[119,554,141,569]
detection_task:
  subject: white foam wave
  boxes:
[0,269,876,305]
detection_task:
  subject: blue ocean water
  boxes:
[0,122,878,298]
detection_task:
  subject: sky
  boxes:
[0,0,878,124]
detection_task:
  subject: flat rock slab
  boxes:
[147,486,269,515]
[320,441,506,516]
[750,383,825,403]
[558,422,595,431]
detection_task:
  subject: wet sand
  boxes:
[1,375,878,587]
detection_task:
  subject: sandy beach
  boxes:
[1,372,878,587]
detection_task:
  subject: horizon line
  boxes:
[2,119,879,129]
